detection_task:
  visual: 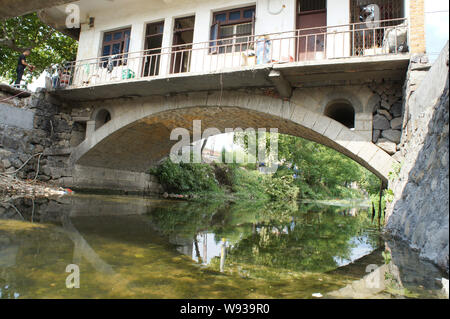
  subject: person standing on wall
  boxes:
[14,49,35,88]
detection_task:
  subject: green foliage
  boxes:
[263,175,299,202]
[382,250,392,265]
[150,159,219,194]
[227,165,269,201]
[276,135,379,200]
[388,162,403,182]
[0,13,78,83]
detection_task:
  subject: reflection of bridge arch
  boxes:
[71,91,397,181]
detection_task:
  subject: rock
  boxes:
[381,99,392,110]
[0,149,12,159]
[390,117,403,130]
[5,167,15,174]
[391,102,403,117]
[1,159,12,169]
[372,130,381,143]
[373,114,391,130]
[11,158,23,169]
[377,109,393,120]
[382,129,402,144]
[376,138,397,155]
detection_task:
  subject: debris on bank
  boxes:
[0,173,69,198]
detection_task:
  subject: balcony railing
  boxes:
[56,18,408,89]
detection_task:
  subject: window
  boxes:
[101,28,131,66]
[171,16,195,73]
[350,0,405,55]
[210,6,256,54]
[297,0,326,13]
[143,22,164,77]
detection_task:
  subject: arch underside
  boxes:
[73,105,396,182]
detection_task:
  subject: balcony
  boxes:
[51,18,410,101]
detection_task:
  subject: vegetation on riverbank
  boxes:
[150,135,383,204]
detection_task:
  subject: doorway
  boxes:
[143,21,164,77]
[171,16,195,74]
[296,0,327,61]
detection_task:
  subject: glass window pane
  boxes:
[215,13,226,22]
[236,23,252,36]
[243,9,255,19]
[113,32,123,40]
[102,45,111,56]
[220,25,234,38]
[104,34,112,42]
[229,11,241,20]
[112,43,121,55]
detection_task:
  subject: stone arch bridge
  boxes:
[67,86,400,189]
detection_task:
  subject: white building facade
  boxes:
[44,0,410,87]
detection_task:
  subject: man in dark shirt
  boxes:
[14,49,35,87]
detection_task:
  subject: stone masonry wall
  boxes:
[369,81,405,158]
[386,44,449,273]
[0,88,162,195]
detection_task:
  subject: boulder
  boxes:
[373,114,391,130]
[391,102,403,117]
[372,130,381,143]
[382,129,402,144]
[1,159,11,169]
[377,109,393,120]
[391,117,403,130]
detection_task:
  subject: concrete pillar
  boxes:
[160,17,174,76]
[354,112,373,142]
[86,120,96,138]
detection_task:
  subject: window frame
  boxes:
[210,5,256,54]
[101,27,131,67]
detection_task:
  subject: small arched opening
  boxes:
[95,109,112,130]
[324,101,355,129]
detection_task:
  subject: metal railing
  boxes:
[56,18,408,89]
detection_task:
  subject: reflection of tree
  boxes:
[146,199,378,278]
[223,205,378,275]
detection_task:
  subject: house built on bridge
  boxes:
[6,0,427,191]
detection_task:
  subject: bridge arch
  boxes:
[71,91,397,182]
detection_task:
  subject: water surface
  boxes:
[0,194,446,299]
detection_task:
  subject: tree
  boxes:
[0,13,77,83]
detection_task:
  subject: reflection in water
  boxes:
[0,194,447,299]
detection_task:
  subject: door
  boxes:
[143,22,164,77]
[170,16,195,74]
[296,1,327,61]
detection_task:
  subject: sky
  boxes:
[425,0,449,61]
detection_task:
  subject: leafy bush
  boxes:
[229,165,269,201]
[264,175,299,202]
[151,159,219,194]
